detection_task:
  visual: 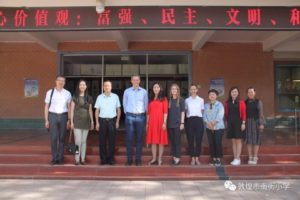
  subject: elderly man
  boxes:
[95,80,121,165]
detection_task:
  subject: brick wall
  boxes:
[192,42,275,117]
[0,41,275,121]
[0,43,56,119]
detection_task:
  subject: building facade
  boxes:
[0,0,299,130]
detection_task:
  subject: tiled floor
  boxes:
[0,179,299,200]
[0,130,299,198]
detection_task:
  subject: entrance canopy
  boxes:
[0,30,299,60]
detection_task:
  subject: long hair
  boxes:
[246,86,257,102]
[74,79,89,104]
[227,86,240,103]
[169,83,181,108]
[246,86,256,98]
[149,82,165,102]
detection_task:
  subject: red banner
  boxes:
[0,6,299,31]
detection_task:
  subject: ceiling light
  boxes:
[96,0,105,14]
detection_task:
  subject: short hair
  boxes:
[56,75,65,80]
[190,84,198,89]
[208,89,219,96]
[247,87,256,92]
[131,74,140,80]
[103,80,112,85]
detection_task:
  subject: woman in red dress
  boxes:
[146,82,168,166]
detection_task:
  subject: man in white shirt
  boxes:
[44,75,72,165]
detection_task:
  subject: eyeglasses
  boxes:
[210,103,213,110]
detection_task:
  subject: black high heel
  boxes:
[148,160,158,165]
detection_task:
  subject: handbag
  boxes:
[66,130,78,155]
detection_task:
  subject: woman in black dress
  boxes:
[225,87,246,166]
[167,83,185,165]
[245,87,265,165]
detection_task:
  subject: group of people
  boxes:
[44,75,265,167]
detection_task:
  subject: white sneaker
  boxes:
[230,159,241,166]
[230,159,236,165]
[190,158,196,166]
[249,157,258,165]
[195,158,201,165]
[247,156,253,164]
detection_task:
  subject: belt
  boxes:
[100,117,116,121]
[187,116,202,119]
[49,112,68,115]
[126,112,145,116]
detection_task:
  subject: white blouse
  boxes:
[185,96,205,118]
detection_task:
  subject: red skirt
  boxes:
[146,99,168,145]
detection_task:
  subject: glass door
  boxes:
[103,54,147,127]
[147,54,189,98]
[62,55,103,101]
[60,52,191,129]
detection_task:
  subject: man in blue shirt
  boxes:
[95,80,121,165]
[123,75,148,166]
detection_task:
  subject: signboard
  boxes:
[0,6,299,31]
[210,78,225,98]
[24,79,39,98]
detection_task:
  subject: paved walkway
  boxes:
[0,179,299,200]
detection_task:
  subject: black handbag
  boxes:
[67,130,78,155]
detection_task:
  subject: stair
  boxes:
[0,144,299,180]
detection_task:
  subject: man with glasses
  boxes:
[44,75,72,165]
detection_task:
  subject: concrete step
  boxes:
[0,154,299,165]
[0,144,299,180]
[0,145,299,155]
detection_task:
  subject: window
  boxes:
[61,52,190,97]
[276,65,300,112]
[63,55,102,76]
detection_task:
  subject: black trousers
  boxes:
[99,117,116,163]
[186,117,204,157]
[206,129,224,158]
[48,112,68,162]
[168,127,181,158]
